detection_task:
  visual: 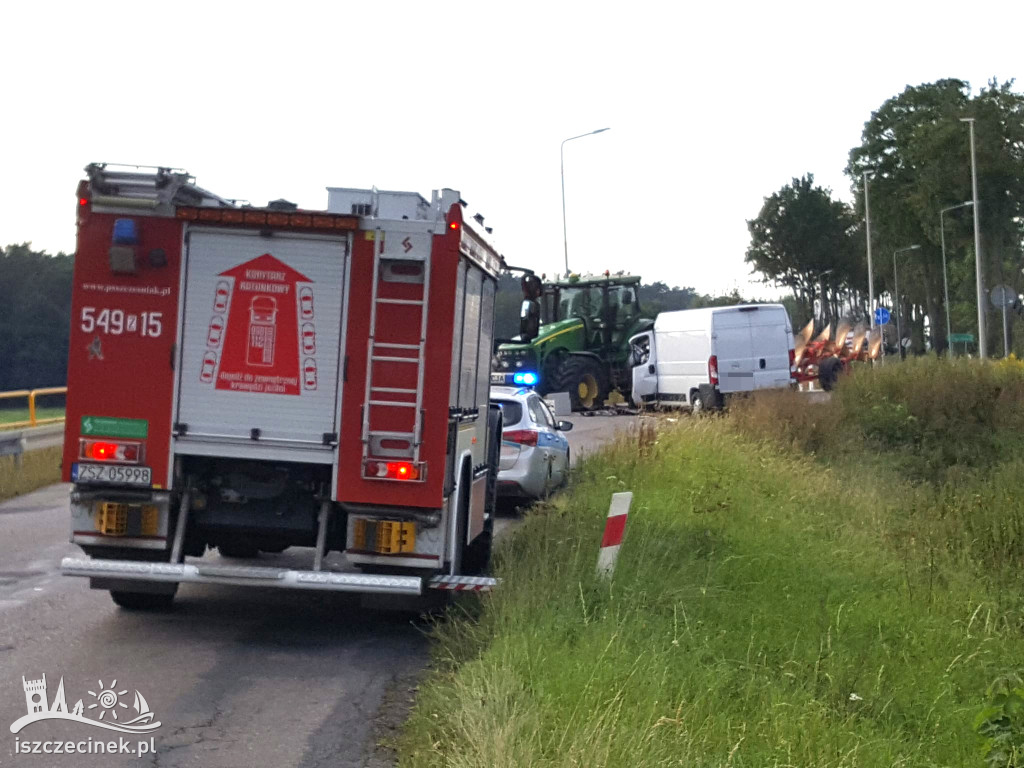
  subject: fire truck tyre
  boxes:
[552,356,607,411]
[819,357,842,391]
[462,530,492,576]
[110,588,177,610]
[217,542,260,559]
[259,543,289,554]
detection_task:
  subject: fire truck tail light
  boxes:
[80,439,144,464]
[363,460,425,482]
[449,221,459,230]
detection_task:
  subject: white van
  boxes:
[629,304,794,411]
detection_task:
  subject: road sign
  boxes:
[948,333,974,344]
[990,284,1017,308]
[874,307,890,325]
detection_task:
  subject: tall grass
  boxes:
[732,357,1024,482]
[0,445,62,501]
[400,417,1024,767]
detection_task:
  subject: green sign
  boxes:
[81,416,149,439]
[949,333,975,344]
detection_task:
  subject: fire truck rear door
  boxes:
[173,228,348,463]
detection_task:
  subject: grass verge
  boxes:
[400,412,1024,767]
[0,407,65,429]
[0,446,63,502]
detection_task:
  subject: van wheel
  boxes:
[110,588,177,610]
[690,390,705,414]
[694,384,722,413]
[551,356,607,411]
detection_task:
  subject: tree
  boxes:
[745,174,859,323]
[847,79,1024,355]
[0,244,74,392]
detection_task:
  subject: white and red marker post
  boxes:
[596,492,632,578]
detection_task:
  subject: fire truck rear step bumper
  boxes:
[60,557,497,595]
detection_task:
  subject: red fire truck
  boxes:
[60,164,503,608]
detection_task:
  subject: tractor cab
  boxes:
[544,277,642,351]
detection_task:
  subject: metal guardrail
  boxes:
[0,423,65,463]
[0,386,66,429]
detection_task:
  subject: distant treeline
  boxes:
[0,244,783,392]
[0,244,73,392]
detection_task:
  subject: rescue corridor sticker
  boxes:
[202,253,317,396]
[81,416,149,439]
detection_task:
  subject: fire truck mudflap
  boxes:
[61,164,502,606]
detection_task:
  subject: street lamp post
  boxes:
[893,244,921,358]
[940,201,974,357]
[864,171,875,331]
[561,128,610,276]
[961,117,986,359]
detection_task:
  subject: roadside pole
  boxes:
[596,492,632,578]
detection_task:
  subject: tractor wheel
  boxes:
[819,356,843,391]
[551,356,607,411]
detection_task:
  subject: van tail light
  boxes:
[708,355,719,386]
[79,439,143,464]
[789,348,796,379]
[363,459,425,482]
[503,429,539,446]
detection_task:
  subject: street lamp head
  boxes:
[960,117,975,124]
[592,127,611,134]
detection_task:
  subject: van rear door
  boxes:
[749,306,793,390]
[712,309,755,393]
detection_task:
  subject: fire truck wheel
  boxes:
[462,531,492,576]
[819,356,842,391]
[551,356,607,411]
[217,542,260,559]
[485,405,502,517]
[110,588,177,610]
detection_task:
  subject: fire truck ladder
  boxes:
[361,228,431,466]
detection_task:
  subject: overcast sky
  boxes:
[2,1,1021,297]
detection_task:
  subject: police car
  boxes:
[490,386,572,502]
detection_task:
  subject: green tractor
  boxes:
[492,273,653,411]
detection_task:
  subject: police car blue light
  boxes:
[512,371,538,386]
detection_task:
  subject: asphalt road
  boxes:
[0,412,638,768]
